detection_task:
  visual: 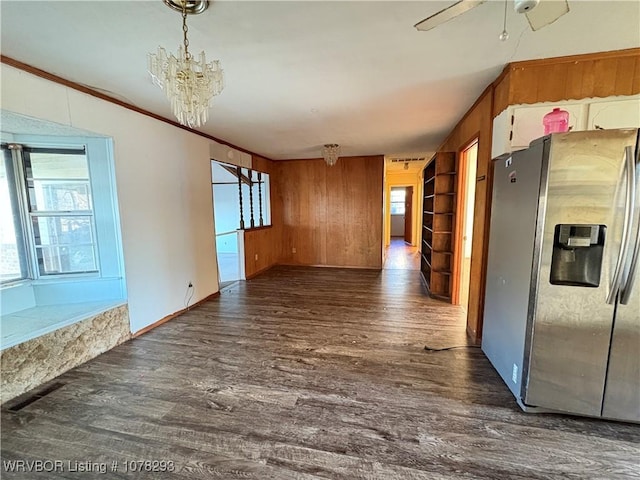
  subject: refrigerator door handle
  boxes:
[606,146,636,305]
[620,145,640,305]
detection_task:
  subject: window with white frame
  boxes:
[0,123,124,322]
[1,144,98,282]
[0,149,27,283]
[390,188,406,215]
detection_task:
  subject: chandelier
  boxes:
[148,0,224,128]
[322,144,341,166]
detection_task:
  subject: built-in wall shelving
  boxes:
[420,152,456,302]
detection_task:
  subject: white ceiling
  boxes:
[1,1,639,160]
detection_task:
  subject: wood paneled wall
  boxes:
[277,156,384,269]
[244,226,281,279]
[243,155,283,279]
[440,89,494,342]
[494,48,640,116]
[441,48,640,344]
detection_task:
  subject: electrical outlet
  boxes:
[292,247,296,254]
[512,363,518,384]
[188,282,193,288]
[254,254,258,261]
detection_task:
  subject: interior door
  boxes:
[459,142,478,309]
[404,186,413,244]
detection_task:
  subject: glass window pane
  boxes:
[390,190,405,202]
[29,180,91,212]
[250,170,267,227]
[240,168,267,229]
[28,152,88,179]
[262,173,271,226]
[390,202,405,215]
[36,244,97,275]
[240,173,252,227]
[211,164,271,230]
[211,161,239,183]
[32,216,95,246]
[1,154,26,282]
[212,183,241,233]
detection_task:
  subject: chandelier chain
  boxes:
[182,0,191,60]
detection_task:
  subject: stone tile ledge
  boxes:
[1,303,130,404]
[1,300,127,350]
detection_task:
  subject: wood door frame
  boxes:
[452,136,479,305]
[387,183,416,246]
[403,186,413,244]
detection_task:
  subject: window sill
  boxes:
[29,273,104,285]
[1,299,126,350]
[0,276,126,316]
[0,279,31,290]
[1,273,103,291]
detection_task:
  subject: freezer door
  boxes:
[524,129,639,417]
[482,142,546,399]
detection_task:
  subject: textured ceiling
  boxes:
[1,1,639,160]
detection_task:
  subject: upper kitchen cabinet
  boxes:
[587,98,640,130]
[511,103,587,148]
[491,95,640,159]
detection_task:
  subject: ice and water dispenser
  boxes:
[550,224,606,287]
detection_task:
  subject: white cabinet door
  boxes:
[511,104,586,148]
[587,99,640,130]
[491,109,512,159]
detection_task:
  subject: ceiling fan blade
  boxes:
[415,0,487,31]
[525,0,569,31]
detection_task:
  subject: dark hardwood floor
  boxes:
[384,238,420,271]
[2,266,639,479]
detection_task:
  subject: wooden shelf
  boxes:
[421,151,456,303]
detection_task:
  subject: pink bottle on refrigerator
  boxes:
[543,108,570,134]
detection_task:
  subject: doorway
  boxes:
[390,186,413,243]
[385,186,419,270]
[454,140,478,311]
[211,161,244,287]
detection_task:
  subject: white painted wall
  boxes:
[1,64,219,333]
[390,215,405,237]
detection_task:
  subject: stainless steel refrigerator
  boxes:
[482,129,640,423]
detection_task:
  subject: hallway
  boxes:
[2,267,638,479]
[384,238,420,270]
